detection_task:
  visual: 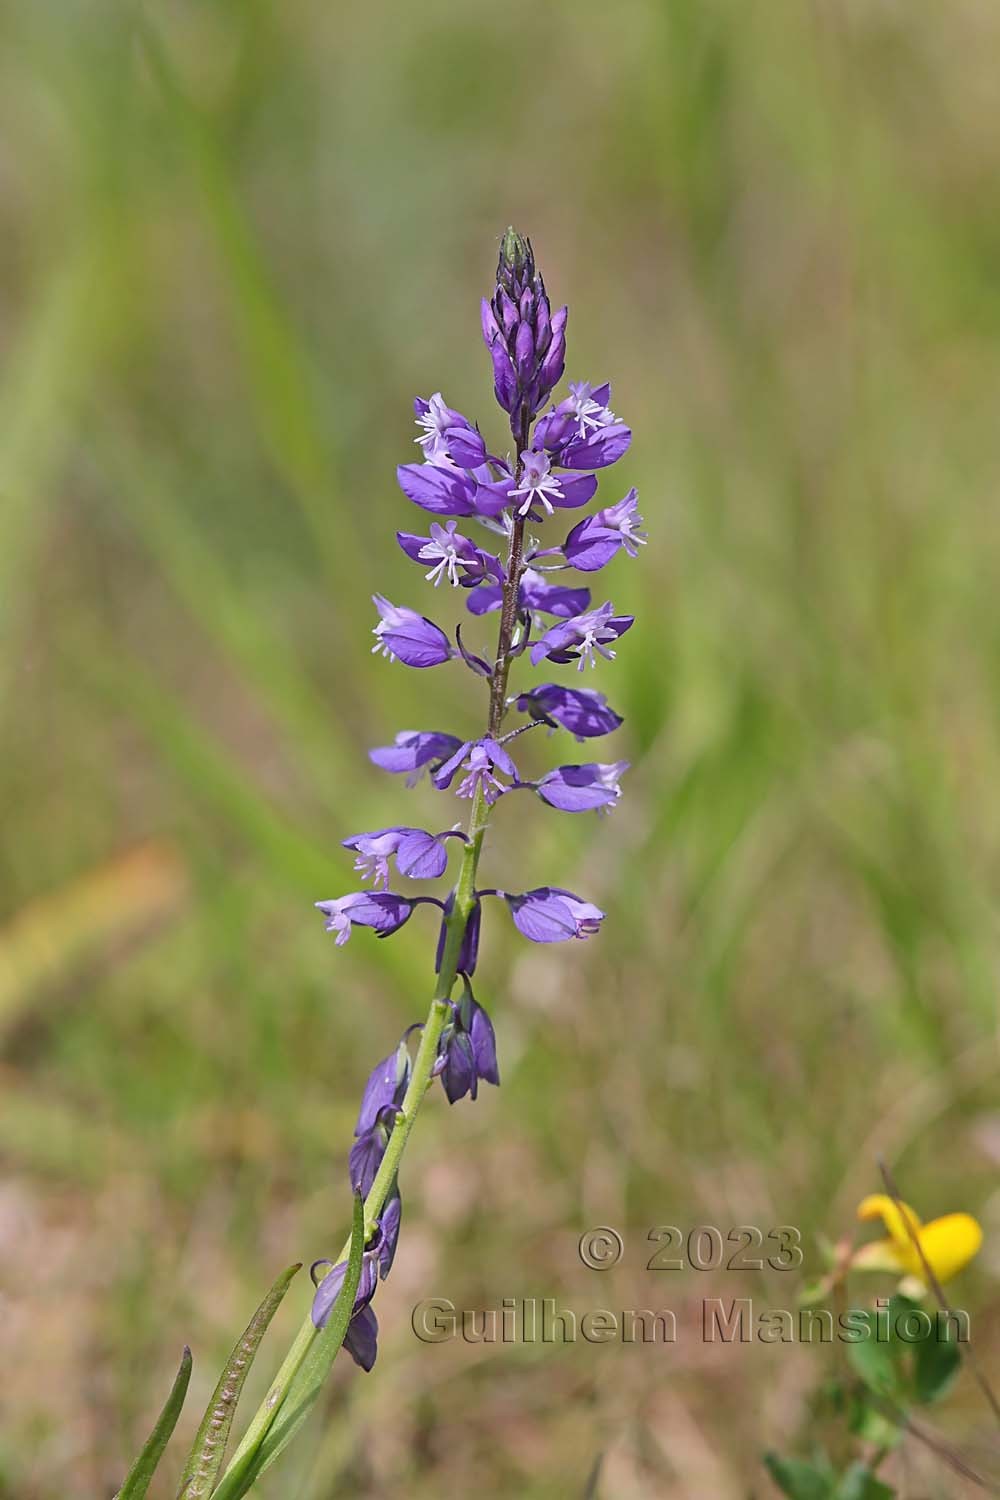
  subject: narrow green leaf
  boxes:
[114,1346,192,1500]
[763,1453,835,1500]
[176,1264,301,1499]
[209,1194,365,1500]
[237,1191,367,1487]
[836,1463,895,1500]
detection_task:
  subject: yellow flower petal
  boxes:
[856,1194,922,1251]
[911,1213,983,1284]
[852,1201,983,1286]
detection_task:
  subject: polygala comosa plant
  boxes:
[113,228,643,1500]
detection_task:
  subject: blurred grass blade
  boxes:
[0,840,187,1039]
[136,17,360,589]
[582,1453,603,1498]
[80,642,332,896]
[76,637,411,986]
[210,1193,365,1500]
[0,241,103,708]
[103,432,355,799]
[115,1346,192,1500]
[177,1264,301,1499]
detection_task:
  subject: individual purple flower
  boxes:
[481,228,566,422]
[529,602,634,670]
[435,894,482,976]
[369,730,463,784]
[396,459,479,517]
[355,1040,411,1135]
[564,380,617,437]
[510,450,564,515]
[558,421,632,471]
[563,490,647,573]
[437,989,500,1104]
[515,683,624,740]
[413,394,487,469]
[476,452,597,518]
[433,737,518,803]
[342,1303,378,1371]
[532,761,629,813]
[310,1252,379,1365]
[349,1112,394,1197]
[315,892,415,946]
[371,595,453,668]
[466,566,590,620]
[310,1200,401,1369]
[377,1190,402,1279]
[520,569,591,618]
[397,522,498,588]
[504,887,605,943]
[342,826,451,887]
[534,381,616,452]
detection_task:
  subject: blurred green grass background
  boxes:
[3,2,1000,1495]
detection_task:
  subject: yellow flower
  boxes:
[852,1194,982,1295]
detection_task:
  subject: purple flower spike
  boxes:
[315,892,414,946]
[505,887,606,943]
[413,394,487,469]
[529,602,634,670]
[433,737,518,804]
[342,826,449,886]
[516,683,624,740]
[563,489,647,572]
[533,761,629,813]
[310,234,640,1382]
[369,730,463,784]
[372,596,453,668]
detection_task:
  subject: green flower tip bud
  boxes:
[500,226,531,272]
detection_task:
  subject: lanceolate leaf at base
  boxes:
[230,1193,368,1488]
[114,1347,192,1500]
[176,1263,301,1498]
[207,1194,365,1500]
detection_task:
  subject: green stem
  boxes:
[214,439,529,1494]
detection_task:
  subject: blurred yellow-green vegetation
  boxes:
[3,1,1000,1496]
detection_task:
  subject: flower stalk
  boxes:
[200,226,641,1495]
